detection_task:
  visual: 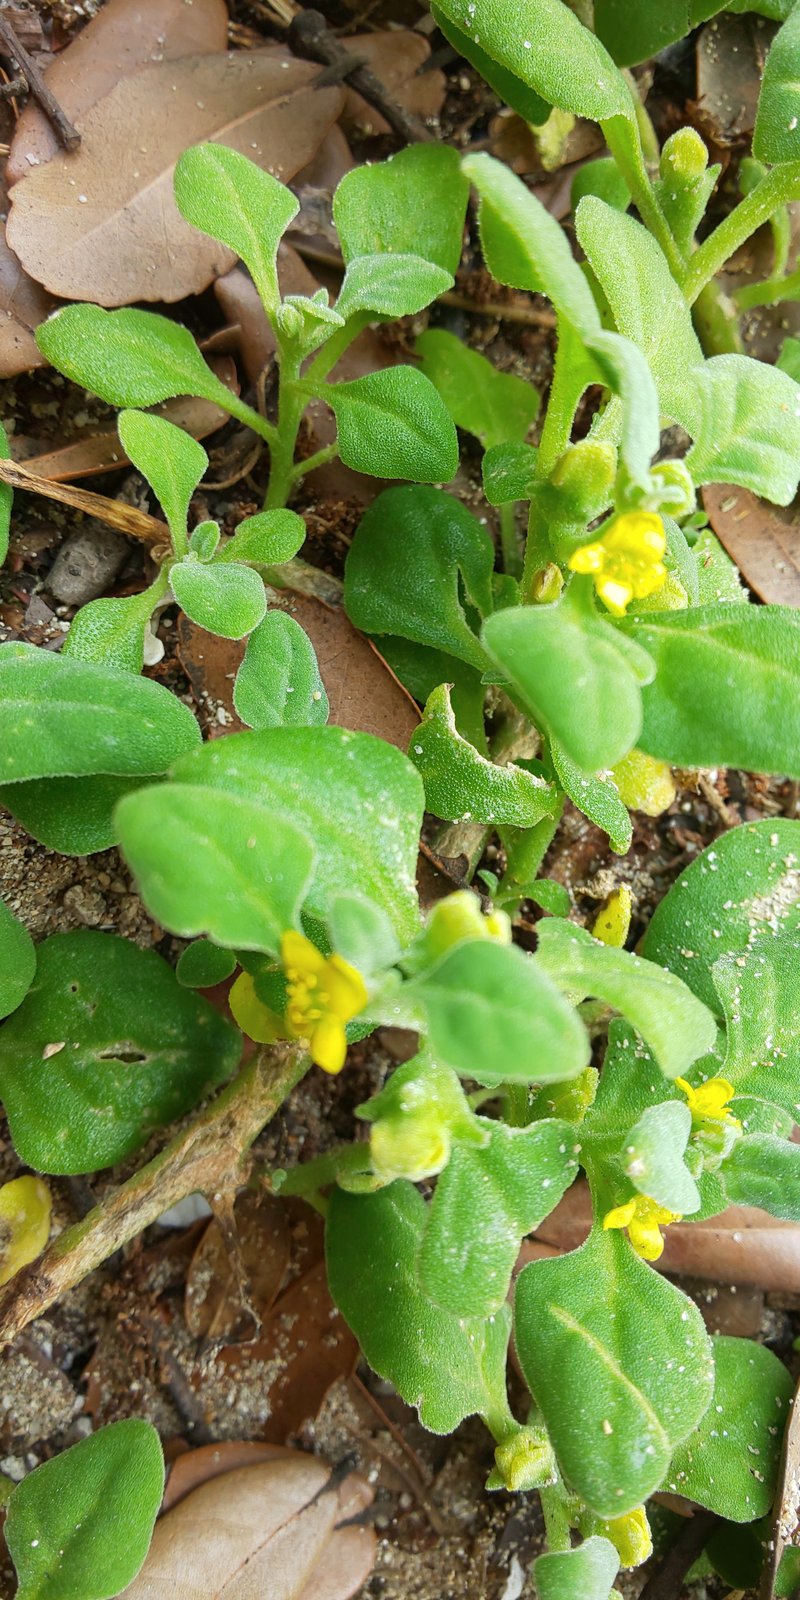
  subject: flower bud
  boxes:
[650,457,696,517]
[549,440,617,521]
[531,562,564,605]
[424,890,511,964]
[660,127,709,182]
[370,1113,451,1184]
[601,1506,652,1569]
[611,749,676,817]
[492,1427,556,1492]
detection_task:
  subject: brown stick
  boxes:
[0,12,79,152]
[0,457,168,546]
[0,1043,309,1351]
[288,9,434,143]
[637,1509,717,1600]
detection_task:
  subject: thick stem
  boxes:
[682,163,800,304]
[265,352,305,509]
[0,1043,309,1350]
[539,1483,574,1553]
[692,279,743,356]
[287,441,339,487]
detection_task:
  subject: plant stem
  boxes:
[735,264,800,311]
[681,162,800,304]
[0,1043,309,1350]
[692,279,743,356]
[499,501,522,576]
[265,350,305,509]
[603,117,686,282]
[274,1141,371,1198]
[223,392,278,446]
[539,1483,574,1553]
[287,441,340,487]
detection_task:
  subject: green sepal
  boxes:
[175,939,237,989]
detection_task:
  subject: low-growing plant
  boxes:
[3,3,800,1596]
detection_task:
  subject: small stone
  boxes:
[47,522,130,606]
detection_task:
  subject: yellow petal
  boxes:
[0,1176,51,1287]
[596,575,633,616]
[592,886,633,949]
[628,1214,665,1261]
[310,1014,348,1074]
[323,953,368,1023]
[281,929,327,980]
[229,971,285,1044]
[603,1198,637,1231]
[568,542,605,574]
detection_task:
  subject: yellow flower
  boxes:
[0,1176,51,1287]
[592,885,632,948]
[603,1194,680,1261]
[281,930,368,1075]
[228,971,285,1044]
[602,1506,653,1569]
[611,748,676,818]
[568,511,667,616]
[676,1075,741,1128]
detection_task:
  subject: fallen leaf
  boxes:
[11,359,240,481]
[695,12,766,150]
[703,484,800,606]
[121,1455,376,1599]
[176,590,418,749]
[527,1179,800,1292]
[0,179,56,378]
[488,108,603,177]
[341,30,445,136]
[216,1259,359,1445]
[7,0,229,184]
[185,1191,290,1341]
[7,54,344,305]
[163,1441,302,1512]
[759,1377,800,1600]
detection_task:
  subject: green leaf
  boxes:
[63,586,160,674]
[712,927,800,1113]
[594,0,722,67]
[333,144,469,274]
[0,642,200,784]
[0,775,144,855]
[534,1538,621,1600]
[233,610,328,729]
[6,1420,164,1600]
[754,1,800,164]
[433,0,632,123]
[116,783,315,955]
[481,591,649,773]
[0,898,35,1022]
[410,682,557,827]
[464,152,600,330]
[189,519,220,561]
[328,893,400,978]
[623,1100,701,1213]
[515,1228,713,1517]
[414,328,539,448]
[571,156,631,212]
[419,1117,578,1316]
[324,367,458,483]
[482,441,539,505]
[430,2,550,122]
[693,528,746,604]
[176,939,237,989]
[326,1182,511,1433]
[171,558,266,640]
[585,328,660,489]
[174,143,298,314]
[642,818,800,1012]
[168,726,424,945]
[535,918,717,1079]
[668,1336,793,1521]
[214,509,306,565]
[335,254,453,322]
[117,411,207,545]
[0,419,12,568]
[576,198,703,422]
[624,605,800,777]
[407,939,590,1086]
[345,485,494,670]
[680,356,800,505]
[722,1132,800,1218]
[37,305,240,411]
[550,738,632,855]
[0,931,239,1173]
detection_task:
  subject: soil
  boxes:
[0,4,798,1599]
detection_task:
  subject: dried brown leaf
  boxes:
[528,1179,800,1292]
[759,1378,800,1600]
[7,54,344,305]
[163,1441,301,1512]
[703,484,800,606]
[695,13,766,150]
[7,0,229,185]
[341,31,445,135]
[121,1456,375,1599]
[216,1260,359,1445]
[0,196,56,378]
[185,1191,290,1341]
